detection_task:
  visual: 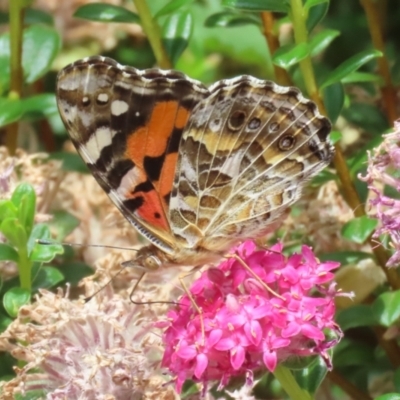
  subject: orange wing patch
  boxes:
[123,100,191,232]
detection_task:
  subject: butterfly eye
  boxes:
[278,135,295,151]
[248,117,261,130]
[228,110,246,131]
[81,96,90,106]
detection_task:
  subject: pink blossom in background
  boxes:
[360,120,400,267]
[159,240,343,392]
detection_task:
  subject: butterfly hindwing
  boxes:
[169,77,333,250]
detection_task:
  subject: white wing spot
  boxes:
[84,127,112,162]
[97,93,109,103]
[111,100,129,116]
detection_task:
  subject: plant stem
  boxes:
[6,0,25,155]
[273,365,313,400]
[360,0,397,124]
[289,0,400,290]
[132,0,172,69]
[260,12,292,86]
[327,370,372,400]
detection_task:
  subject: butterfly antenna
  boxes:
[37,239,139,252]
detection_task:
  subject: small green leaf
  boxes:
[319,251,371,265]
[341,71,383,84]
[372,290,400,327]
[374,395,400,400]
[0,200,18,222]
[22,25,61,83]
[0,243,19,262]
[292,356,327,394]
[222,0,289,12]
[336,305,377,330]
[322,81,344,123]
[74,3,140,23]
[341,216,378,244]
[0,312,13,333]
[204,11,260,28]
[163,11,193,66]
[32,266,64,290]
[309,29,340,57]
[1,218,27,249]
[61,262,93,286]
[20,94,58,120]
[28,224,64,262]
[0,97,23,127]
[394,368,400,393]
[24,8,54,25]
[306,1,329,33]
[329,130,342,144]
[12,183,36,237]
[305,0,328,10]
[272,43,310,69]
[3,288,31,318]
[155,0,194,18]
[321,49,383,89]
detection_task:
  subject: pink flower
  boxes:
[160,240,342,392]
[360,120,400,266]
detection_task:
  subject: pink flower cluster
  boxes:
[160,241,342,392]
[360,120,400,266]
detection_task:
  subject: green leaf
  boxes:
[319,251,372,265]
[61,262,93,286]
[306,1,329,33]
[20,94,58,120]
[341,71,383,84]
[321,49,383,89]
[32,266,64,290]
[1,218,27,249]
[204,11,260,28]
[22,25,61,84]
[333,339,375,367]
[375,394,400,400]
[336,305,377,330]
[341,216,378,244]
[372,290,400,327]
[3,288,31,318]
[272,43,310,69]
[329,130,342,144]
[222,0,289,12]
[309,29,340,57]
[394,368,400,393]
[0,312,13,333]
[155,0,194,18]
[305,0,328,9]
[322,82,344,123]
[50,151,88,173]
[24,7,54,25]
[28,224,64,262]
[12,183,36,237]
[74,3,140,23]
[0,200,18,222]
[163,11,193,66]
[0,243,19,262]
[292,356,327,394]
[0,97,23,127]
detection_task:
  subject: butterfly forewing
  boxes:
[56,56,208,253]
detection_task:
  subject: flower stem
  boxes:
[273,365,313,400]
[132,0,172,69]
[260,12,292,86]
[6,0,25,155]
[360,0,397,124]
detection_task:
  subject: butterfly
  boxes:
[56,56,334,272]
